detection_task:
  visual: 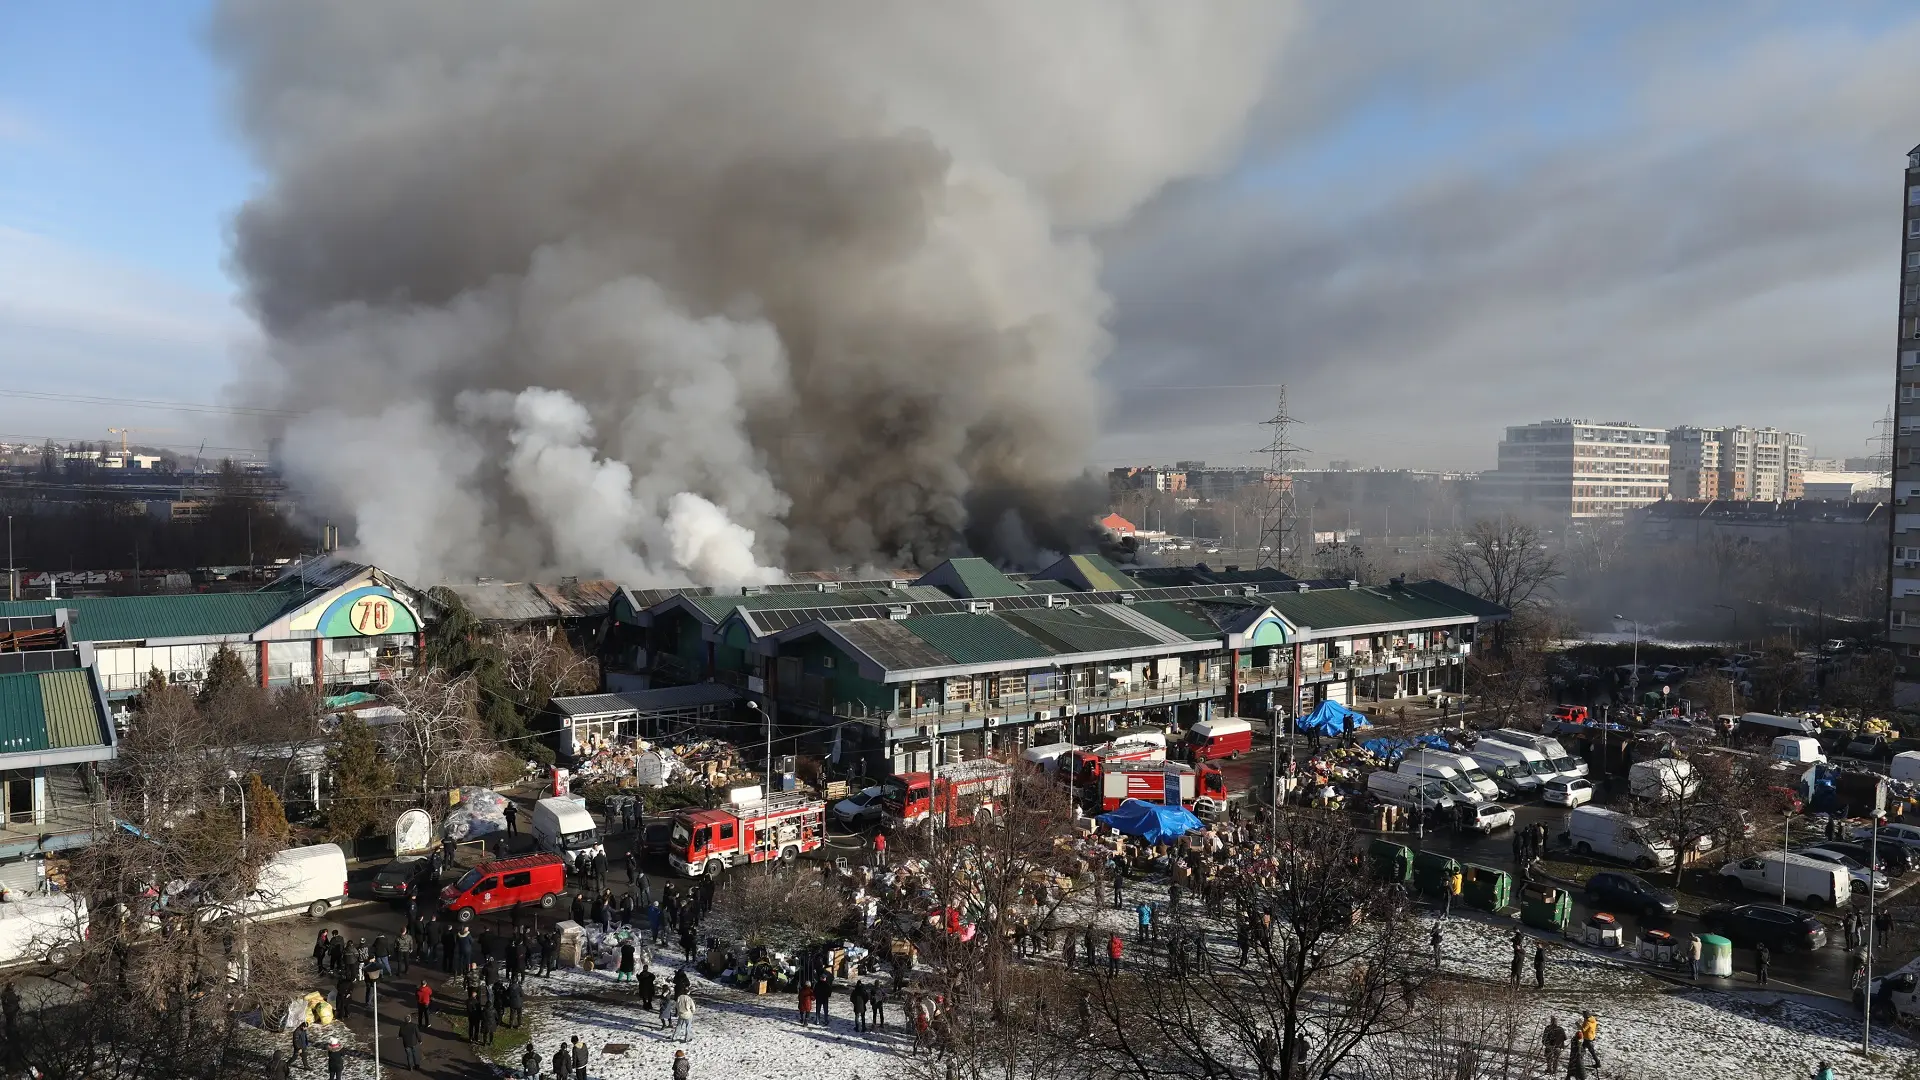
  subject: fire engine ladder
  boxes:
[937,758,1011,782]
[741,791,818,819]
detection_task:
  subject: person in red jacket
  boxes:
[872,831,888,869]
[415,980,433,1029]
[1107,932,1123,977]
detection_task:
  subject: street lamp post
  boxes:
[748,701,769,796]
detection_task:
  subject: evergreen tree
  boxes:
[245,773,292,847]
[197,644,253,707]
[324,714,395,844]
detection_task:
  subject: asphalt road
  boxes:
[1394,802,1895,999]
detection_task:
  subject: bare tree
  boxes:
[1437,517,1562,644]
[382,669,496,795]
[496,628,600,699]
[1079,811,1429,1080]
[711,866,848,949]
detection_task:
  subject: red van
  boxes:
[1184,717,1254,761]
[440,854,568,923]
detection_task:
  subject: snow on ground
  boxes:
[507,873,1919,1080]
[515,941,902,1080]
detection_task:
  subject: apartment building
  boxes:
[1481,420,1670,520]
[1891,143,1920,706]
[1667,426,1807,501]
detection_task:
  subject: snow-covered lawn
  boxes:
[504,874,1919,1080]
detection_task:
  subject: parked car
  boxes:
[830,785,890,827]
[640,819,674,860]
[1458,802,1515,833]
[1853,822,1920,853]
[1542,777,1594,808]
[1810,839,1911,877]
[1582,871,1679,918]
[1795,846,1890,893]
[1700,902,1828,951]
[1651,664,1688,684]
[370,857,425,900]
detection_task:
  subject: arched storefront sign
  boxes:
[317,586,422,638]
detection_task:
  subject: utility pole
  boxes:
[1254,386,1304,574]
[6,515,14,602]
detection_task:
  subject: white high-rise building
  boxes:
[1482,420,1669,520]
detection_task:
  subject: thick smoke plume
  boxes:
[216,2,1285,585]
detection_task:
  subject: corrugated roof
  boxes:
[689,587,929,621]
[1127,600,1226,641]
[829,619,956,672]
[40,669,105,748]
[551,683,739,716]
[442,582,555,622]
[946,558,1026,599]
[999,605,1159,654]
[0,671,49,753]
[0,593,298,642]
[1069,554,1141,592]
[532,579,620,619]
[1395,580,1512,621]
[897,614,1055,666]
[1259,585,1471,630]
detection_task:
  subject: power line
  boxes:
[0,389,304,418]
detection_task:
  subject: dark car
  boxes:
[370,857,425,900]
[1700,902,1828,952]
[1583,871,1679,918]
[639,819,673,860]
[1807,839,1912,877]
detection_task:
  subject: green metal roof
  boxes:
[898,614,1055,666]
[1258,585,1474,631]
[999,606,1160,654]
[1128,600,1226,641]
[0,669,108,754]
[943,558,1026,599]
[1396,580,1512,621]
[1066,554,1141,592]
[0,593,299,642]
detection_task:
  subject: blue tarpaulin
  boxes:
[1295,700,1372,735]
[1097,799,1204,844]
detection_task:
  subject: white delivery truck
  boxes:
[1568,806,1678,871]
[1719,851,1850,908]
[1403,749,1500,800]
[1471,739,1554,790]
[1628,758,1698,801]
[241,843,349,920]
[0,892,88,968]
[531,796,605,863]
[1488,729,1587,780]
[1395,760,1486,804]
[1890,750,1920,784]
[1365,771,1455,812]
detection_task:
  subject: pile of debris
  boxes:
[443,787,509,841]
[568,737,752,790]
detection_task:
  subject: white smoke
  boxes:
[218,2,1289,584]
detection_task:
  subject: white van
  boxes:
[1771,736,1825,765]
[0,892,88,968]
[1488,729,1586,780]
[531,796,604,863]
[1472,739,1555,789]
[1890,750,1920,785]
[1366,771,1455,812]
[1404,749,1500,800]
[242,843,349,920]
[1719,851,1851,908]
[1395,760,1486,804]
[1568,806,1677,871]
[1628,759,1698,801]
[1020,744,1073,774]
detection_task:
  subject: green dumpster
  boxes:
[1519,883,1571,932]
[1368,839,1413,883]
[1459,863,1512,912]
[1698,933,1732,978]
[1411,850,1459,896]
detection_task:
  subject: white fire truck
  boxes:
[666,790,826,877]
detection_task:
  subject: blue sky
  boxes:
[5,2,1920,468]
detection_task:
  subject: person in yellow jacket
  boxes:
[1443,868,1463,915]
[1575,1012,1600,1068]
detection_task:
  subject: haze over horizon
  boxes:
[5,2,1918,478]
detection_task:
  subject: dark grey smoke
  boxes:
[213,1,1285,584]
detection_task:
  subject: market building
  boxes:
[0,557,429,705]
[599,554,1506,776]
[0,610,117,892]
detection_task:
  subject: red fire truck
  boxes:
[1090,760,1232,813]
[883,759,1014,827]
[1059,735,1167,787]
[666,792,826,878]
